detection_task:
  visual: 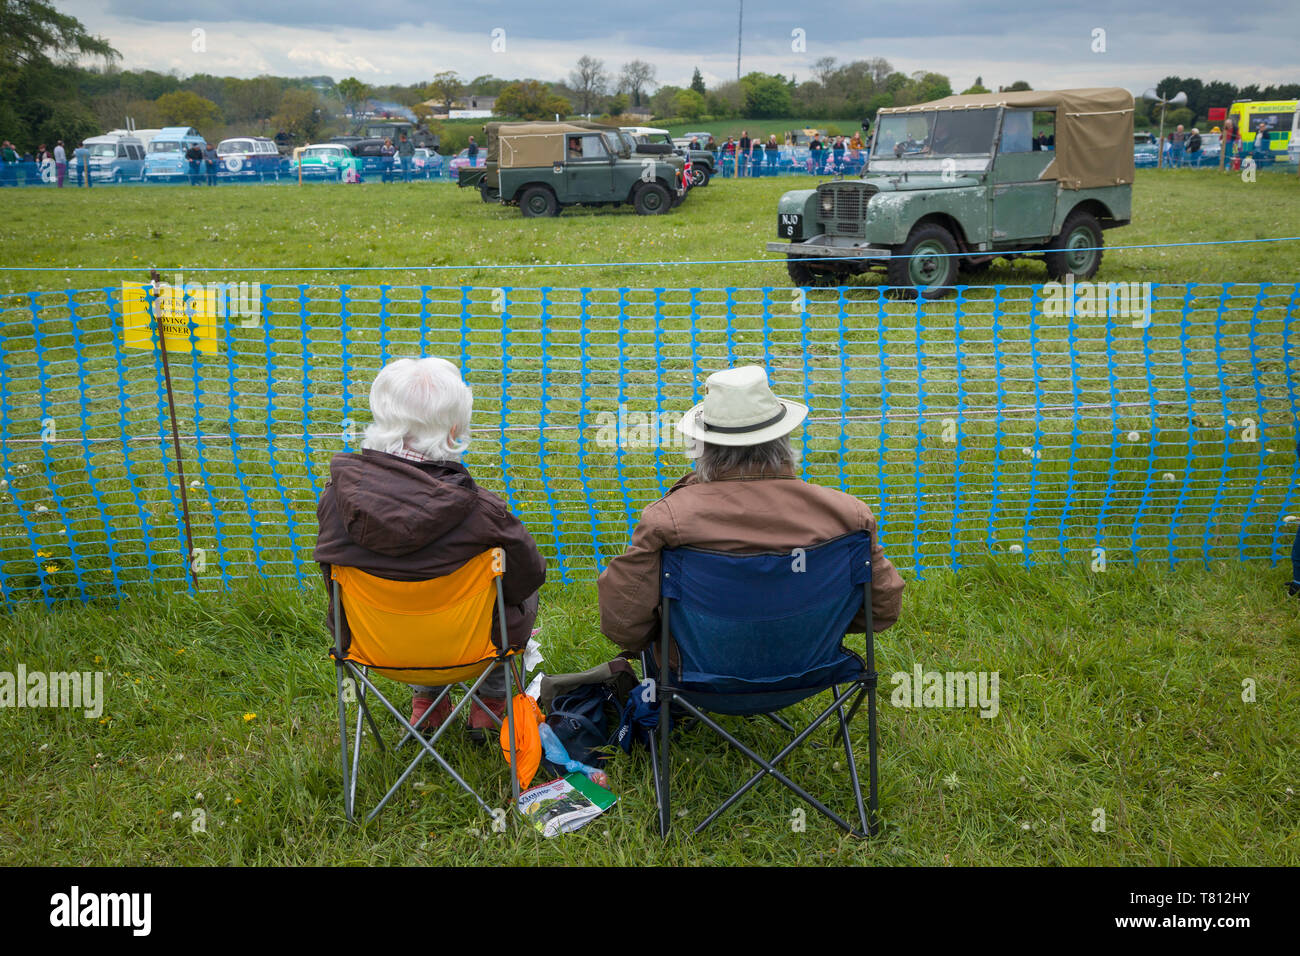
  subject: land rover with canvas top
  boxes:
[460,122,685,216]
[767,88,1135,298]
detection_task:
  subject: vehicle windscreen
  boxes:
[872,109,999,158]
[89,144,117,157]
[302,148,335,159]
[612,133,633,157]
[149,140,183,153]
[218,141,253,154]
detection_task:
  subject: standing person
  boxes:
[0,141,17,187]
[1170,124,1185,167]
[185,142,203,185]
[1223,119,1239,170]
[203,142,218,185]
[765,133,780,176]
[738,129,751,177]
[809,133,824,173]
[721,135,737,177]
[750,132,764,177]
[398,132,414,182]
[1185,127,1202,167]
[466,135,479,166]
[72,141,90,187]
[832,135,846,171]
[1253,123,1269,159]
[54,140,66,187]
[380,137,396,183]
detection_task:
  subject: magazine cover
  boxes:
[517,773,618,837]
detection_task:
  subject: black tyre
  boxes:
[520,185,559,217]
[786,257,840,287]
[633,182,671,215]
[1045,210,1103,280]
[886,223,959,300]
[690,165,710,187]
[479,182,499,203]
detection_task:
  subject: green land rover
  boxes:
[461,121,685,216]
[767,88,1136,297]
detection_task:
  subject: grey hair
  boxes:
[693,436,795,483]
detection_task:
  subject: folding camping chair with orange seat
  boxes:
[329,547,524,824]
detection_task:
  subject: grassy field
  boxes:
[0,170,1298,865]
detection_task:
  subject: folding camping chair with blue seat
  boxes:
[329,547,522,824]
[645,531,879,838]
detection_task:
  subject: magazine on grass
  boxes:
[517,772,618,837]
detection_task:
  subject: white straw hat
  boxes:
[676,366,808,447]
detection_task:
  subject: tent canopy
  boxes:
[876,88,1135,188]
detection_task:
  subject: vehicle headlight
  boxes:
[820,192,834,214]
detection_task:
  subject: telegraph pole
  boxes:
[736,1,743,80]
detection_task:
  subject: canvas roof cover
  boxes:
[877,88,1134,189]
[484,122,590,167]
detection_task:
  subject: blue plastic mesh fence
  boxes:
[0,281,1295,604]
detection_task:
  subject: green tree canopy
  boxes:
[153,90,222,131]
[495,80,570,120]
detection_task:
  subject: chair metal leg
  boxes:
[763,712,798,733]
[658,689,672,839]
[355,670,386,753]
[640,653,663,815]
[505,658,520,806]
[681,696,858,835]
[348,664,497,822]
[832,686,867,746]
[833,683,870,837]
[866,676,879,836]
[336,662,354,824]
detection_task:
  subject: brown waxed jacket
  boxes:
[597,468,905,655]
[314,450,546,651]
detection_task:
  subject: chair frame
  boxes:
[331,551,521,825]
[646,539,879,839]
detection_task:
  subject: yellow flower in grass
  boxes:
[37,550,51,558]
[243,713,256,722]
[44,564,59,574]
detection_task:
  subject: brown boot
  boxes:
[466,696,506,744]
[410,693,452,735]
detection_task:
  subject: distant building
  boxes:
[423,94,498,119]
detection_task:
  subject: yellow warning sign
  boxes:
[121,282,219,354]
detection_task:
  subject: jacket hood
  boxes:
[329,451,478,557]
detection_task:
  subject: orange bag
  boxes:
[500,692,544,790]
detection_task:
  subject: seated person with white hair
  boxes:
[598,365,905,655]
[314,357,545,738]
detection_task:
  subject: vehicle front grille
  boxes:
[820,184,874,237]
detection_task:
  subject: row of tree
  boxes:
[2,4,1296,152]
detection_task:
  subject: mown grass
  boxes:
[1,559,1297,866]
[1,167,1298,292]
[0,169,1298,865]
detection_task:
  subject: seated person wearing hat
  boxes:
[597,365,905,656]
[314,356,546,738]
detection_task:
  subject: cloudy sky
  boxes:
[62,0,1296,93]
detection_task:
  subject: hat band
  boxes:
[700,405,787,435]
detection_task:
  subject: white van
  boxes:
[69,132,147,183]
